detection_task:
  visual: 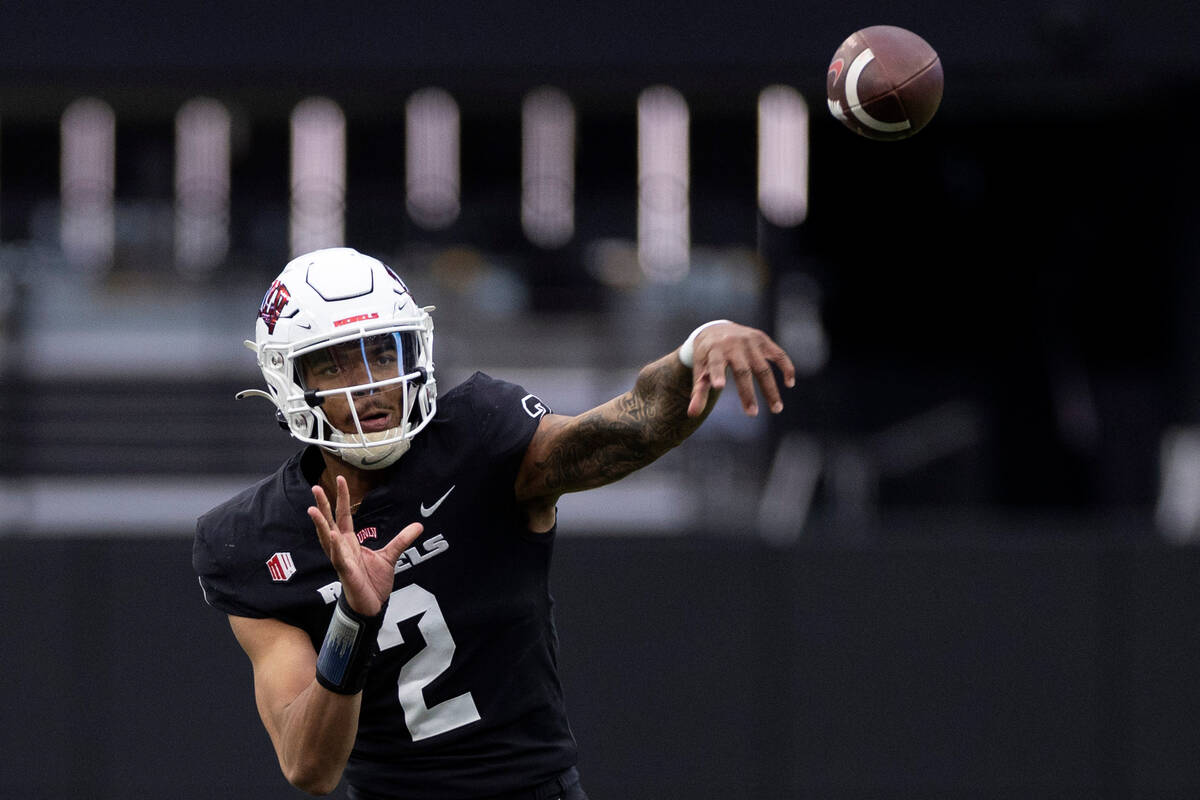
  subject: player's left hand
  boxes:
[308,476,422,617]
[687,321,796,418]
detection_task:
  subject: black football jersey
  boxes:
[193,373,578,799]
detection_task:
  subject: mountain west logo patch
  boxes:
[266,552,297,582]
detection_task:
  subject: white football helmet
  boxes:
[238,247,436,470]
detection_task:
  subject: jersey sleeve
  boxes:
[192,512,271,619]
[466,372,552,464]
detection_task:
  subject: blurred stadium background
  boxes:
[1,1,1198,797]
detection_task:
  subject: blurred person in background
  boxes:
[193,247,794,799]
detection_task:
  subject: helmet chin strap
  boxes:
[326,427,411,470]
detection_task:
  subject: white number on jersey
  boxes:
[376,584,481,741]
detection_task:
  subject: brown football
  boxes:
[826,25,943,141]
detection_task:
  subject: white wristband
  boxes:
[678,320,731,368]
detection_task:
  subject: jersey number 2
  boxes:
[376,584,481,741]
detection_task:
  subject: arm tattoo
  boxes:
[534,355,709,494]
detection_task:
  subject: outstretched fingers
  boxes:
[724,347,762,416]
[334,475,354,533]
[308,485,337,557]
[764,337,798,393]
[689,326,797,418]
[687,373,713,418]
[751,337,797,415]
[380,521,425,565]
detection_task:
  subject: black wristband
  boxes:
[315,592,387,695]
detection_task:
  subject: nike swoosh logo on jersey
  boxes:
[420,486,456,518]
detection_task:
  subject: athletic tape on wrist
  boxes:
[677,320,731,368]
[315,592,386,695]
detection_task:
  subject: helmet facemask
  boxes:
[294,329,433,469]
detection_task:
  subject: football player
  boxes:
[194,247,794,799]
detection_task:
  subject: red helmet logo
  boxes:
[258,280,291,334]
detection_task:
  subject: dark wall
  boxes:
[3,531,1198,799]
[0,0,1195,109]
[1,3,1195,513]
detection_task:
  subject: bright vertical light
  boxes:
[521,86,575,249]
[757,85,809,227]
[174,97,231,275]
[637,85,690,282]
[406,88,460,230]
[60,98,116,271]
[290,97,346,257]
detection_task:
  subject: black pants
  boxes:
[349,768,587,800]
[484,767,587,800]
